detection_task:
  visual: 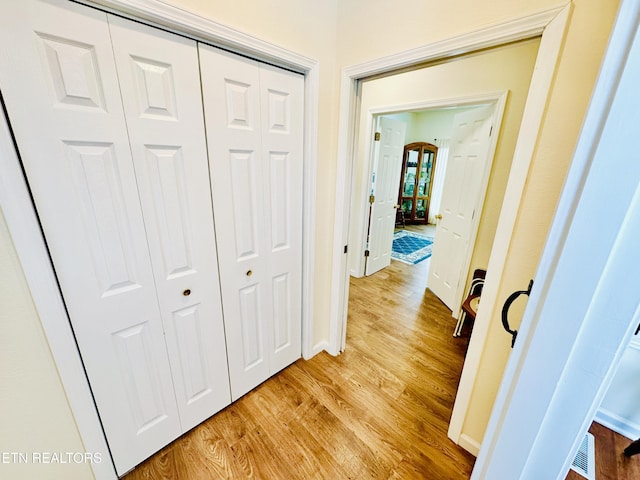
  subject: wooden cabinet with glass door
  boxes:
[398,142,438,224]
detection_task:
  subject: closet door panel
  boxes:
[199,45,270,400]
[108,16,231,430]
[260,65,304,373]
[0,1,181,475]
[200,45,303,400]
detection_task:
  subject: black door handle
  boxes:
[501,279,533,348]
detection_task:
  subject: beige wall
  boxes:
[349,39,540,280]
[337,0,565,65]
[0,208,93,480]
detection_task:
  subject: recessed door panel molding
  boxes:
[272,273,292,352]
[108,14,231,434]
[65,141,141,295]
[267,88,290,132]
[112,322,169,433]
[131,56,178,119]
[200,44,303,398]
[239,283,265,369]
[142,145,194,278]
[269,151,291,251]
[225,79,255,129]
[169,304,213,404]
[0,1,182,475]
[36,32,107,111]
[229,149,260,260]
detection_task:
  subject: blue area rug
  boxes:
[391,230,434,265]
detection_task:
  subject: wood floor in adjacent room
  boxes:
[124,249,475,479]
[565,422,640,480]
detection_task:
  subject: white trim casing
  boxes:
[0,1,319,478]
[472,0,640,477]
[329,3,570,356]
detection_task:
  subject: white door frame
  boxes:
[472,0,640,476]
[352,94,506,313]
[0,1,318,479]
[328,3,572,449]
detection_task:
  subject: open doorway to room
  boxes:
[347,36,538,322]
[339,32,544,456]
[363,102,502,318]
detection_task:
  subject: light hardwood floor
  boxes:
[123,238,475,479]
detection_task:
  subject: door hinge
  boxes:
[364,249,370,257]
[374,132,381,141]
[344,245,348,254]
[369,194,375,204]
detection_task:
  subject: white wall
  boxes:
[596,339,640,440]
[405,107,478,144]
[0,208,93,480]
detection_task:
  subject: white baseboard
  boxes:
[459,433,481,457]
[595,408,640,441]
[304,340,329,360]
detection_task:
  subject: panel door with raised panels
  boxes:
[108,15,231,433]
[199,45,303,400]
[428,106,494,310]
[258,64,304,374]
[0,1,181,474]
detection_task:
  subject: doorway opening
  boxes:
[336,29,547,455]
[361,100,504,321]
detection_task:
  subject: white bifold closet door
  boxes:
[199,45,304,400]
[107,15,230,433]
[0,1,229,475]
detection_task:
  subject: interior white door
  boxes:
[199,45,304,400]
[107,16,231,432]
[428,106,494,310]
[0,1,181,474]
[364,116,407,276]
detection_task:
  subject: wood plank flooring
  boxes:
[124,250,476,479]
[566,422,640,480]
